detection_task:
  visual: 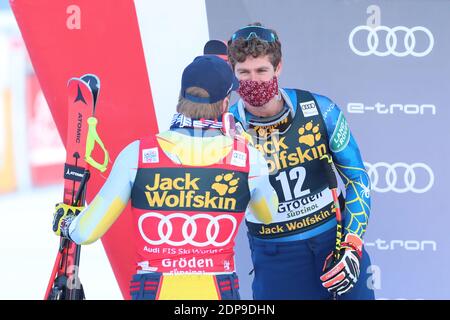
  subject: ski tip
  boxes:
[81,74,101,90]
[67,77,82,87]
[80,74,100,108]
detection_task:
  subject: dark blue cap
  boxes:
[181,55,239,104]
[203,40,228,61]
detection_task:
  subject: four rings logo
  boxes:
[364,162,434,193]
[349,6,434,57]
[349,26,434,57]
[138,212,237,247]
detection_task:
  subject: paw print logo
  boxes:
[212,173,239,196]
[298,121,321,147]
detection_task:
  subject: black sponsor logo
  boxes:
[64,164,85,182]
[134,169,251,212]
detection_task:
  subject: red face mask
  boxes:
[238,76,279,107]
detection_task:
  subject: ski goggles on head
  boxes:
[231,26,277,43]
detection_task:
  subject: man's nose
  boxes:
[249,72,260,81]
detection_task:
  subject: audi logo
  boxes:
[138,212,237,247]
[349,25,434,57]
[364,162,434,193]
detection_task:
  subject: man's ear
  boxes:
[275,60,283,77]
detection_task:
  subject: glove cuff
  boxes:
[341,233,363,258]
[60,214,76,240]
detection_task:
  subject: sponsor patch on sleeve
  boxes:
[142,147,159,164]
[300,101,319,117]
[330,112,351,152]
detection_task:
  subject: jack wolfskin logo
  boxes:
[212,173,239,196]
[298,121,321,147]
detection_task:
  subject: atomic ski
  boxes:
[45,74,108,300]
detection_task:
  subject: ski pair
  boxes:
[44,74,109,300]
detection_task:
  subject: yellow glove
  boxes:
[52,203,84,238]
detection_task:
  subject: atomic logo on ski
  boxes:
[64,163,85,182]
[74,84,87,104]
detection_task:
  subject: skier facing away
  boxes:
[52,55,278,300]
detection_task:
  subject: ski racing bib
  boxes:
[246,90,336,238]
[131,135,250,274]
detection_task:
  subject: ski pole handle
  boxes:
[321,154,338,190]
[85,117,109,172]
[72,170,91,207]
[320,154,343,260]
